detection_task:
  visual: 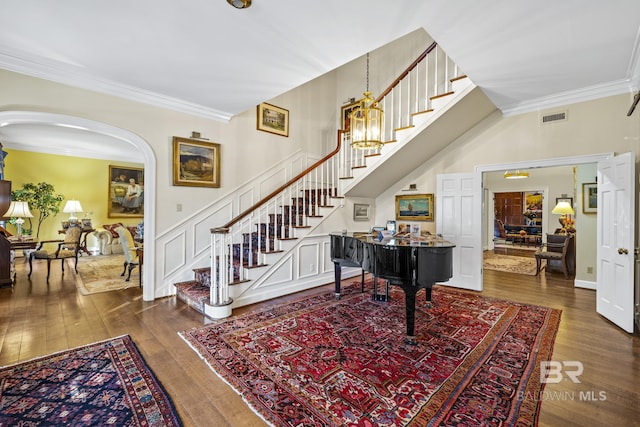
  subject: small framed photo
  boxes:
[582,183,597,214]
[395,194,434,221]
[172,137,221,188]
[340,101,359,132]
[257,103,289,137]
[556,197,573,206]
[353,203,370,221]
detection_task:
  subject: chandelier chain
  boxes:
[366,53,369,92]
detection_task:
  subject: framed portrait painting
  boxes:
[172,137,221,188]
[582,182,597,214]
[395,194,434,221]
[109,165,144,218]
[257,103,289,137]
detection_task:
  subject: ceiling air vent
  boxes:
[541,111,567,124]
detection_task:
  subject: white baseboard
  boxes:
[574,279,596,290]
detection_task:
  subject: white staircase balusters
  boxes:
[204,42,468,318]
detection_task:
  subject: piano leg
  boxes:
[333,262,342,299]
[403,288,419,345]
[425,286,433,308]
[372,277,390,302]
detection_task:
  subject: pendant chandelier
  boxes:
[351,53,384,150]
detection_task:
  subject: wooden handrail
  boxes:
[376,42,437,103]
[221,130,345,229]
[217,42,440,231]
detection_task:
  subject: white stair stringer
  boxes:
[227,202,344,309]
[343,79,497,198]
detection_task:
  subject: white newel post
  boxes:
[205,227,233,319]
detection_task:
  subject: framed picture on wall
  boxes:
[109,165,144,218]
[395,194,434,221]
[340,101,359,132]
[172,137,221,188]
[582,183,597,214]
[556,197,573,206]
[257,103,289,137]
[353,203,370,221]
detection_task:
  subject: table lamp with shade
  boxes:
[2,201,33,237]
[63,200,83,223]
[552,201,575,231]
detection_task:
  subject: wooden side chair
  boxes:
[115,226,141,284]
[28,224,83,282]
[534,234,572,278]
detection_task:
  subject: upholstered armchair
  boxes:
[28,225,82,282]
[115,226,141,284]
[534,234,574,279]
[93,223,140,255]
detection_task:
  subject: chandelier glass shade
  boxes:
[350,91,384,150]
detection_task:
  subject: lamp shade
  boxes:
[2,201,33,218]
[63,200,83,214]
[552,201,575,215]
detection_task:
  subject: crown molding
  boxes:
[0,48,232,123]
[500,78,636,117]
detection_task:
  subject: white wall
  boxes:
[375,92,640,285]
[0,29,430,300]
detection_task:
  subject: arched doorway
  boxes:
[0,111,157,301]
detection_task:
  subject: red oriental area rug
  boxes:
[0,335,182,426]
[180,282,561,427]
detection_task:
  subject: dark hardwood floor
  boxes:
[1,251,638,426]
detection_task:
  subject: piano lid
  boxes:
[330,231,455,248]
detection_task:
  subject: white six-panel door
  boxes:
[597,152,635,332]
[436,173,483,291]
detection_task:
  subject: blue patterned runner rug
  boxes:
[0,334,182,426]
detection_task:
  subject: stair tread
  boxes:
[430,91,454,100]
[411,109,434,117]
[244,263,268,269]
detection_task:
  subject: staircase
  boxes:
[173,42,496,318]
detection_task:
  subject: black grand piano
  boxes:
[330,231,455,344]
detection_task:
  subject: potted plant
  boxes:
[11,182,64,239]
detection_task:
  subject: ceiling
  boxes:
[1,1,639,160]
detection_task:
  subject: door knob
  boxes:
[618,248,629,255]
